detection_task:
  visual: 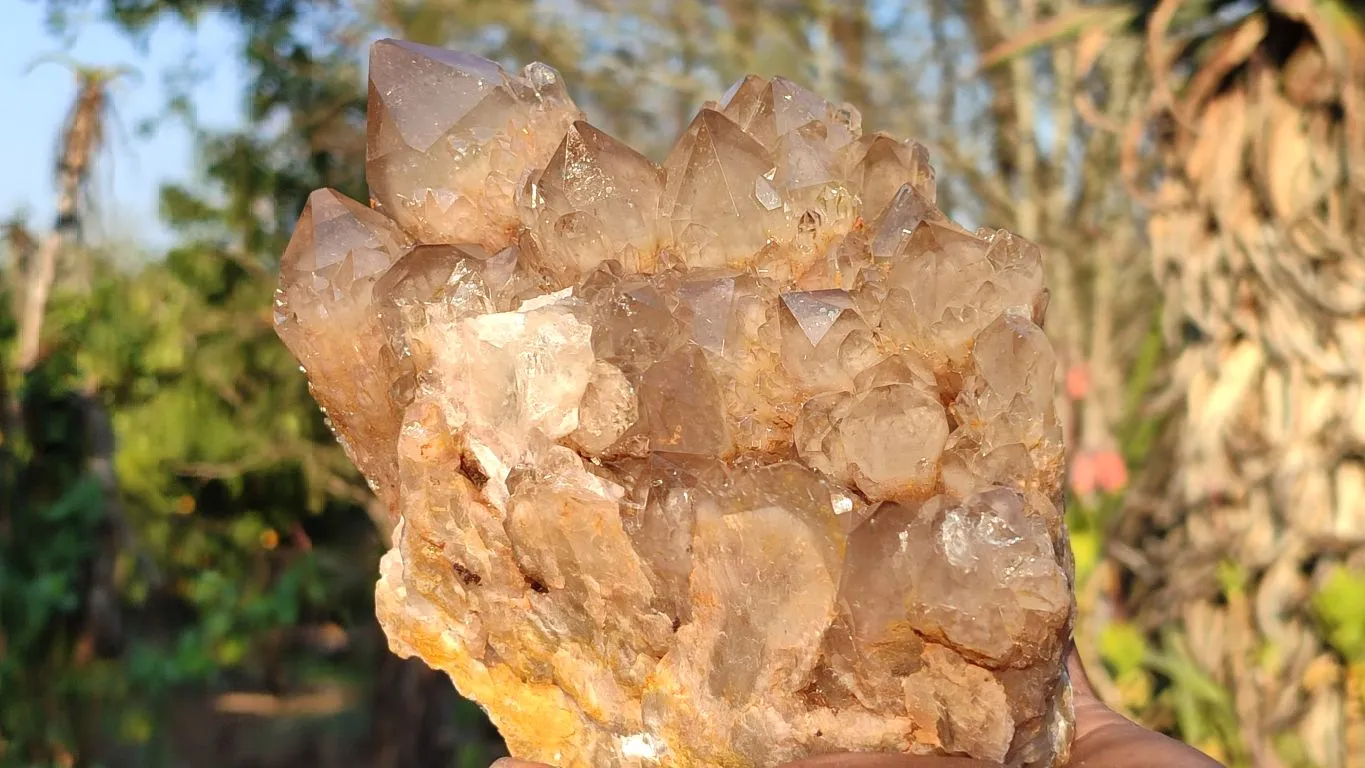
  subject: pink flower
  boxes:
[1093,449,1128,493]
[1070,452,1098,496]
[1065,364,1091,400]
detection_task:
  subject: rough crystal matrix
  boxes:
[275,38,1075,768]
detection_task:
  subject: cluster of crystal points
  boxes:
[275,38,1075,768]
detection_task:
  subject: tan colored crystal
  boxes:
[777,289,880,393]
[844,134,937,218]
[283,41,1076,768]
[719,75,861,153]
[366,39,580,250]
[660,110,783,266]
[522,121,665,279]
[274,188,412,509]
[806,383,949,502]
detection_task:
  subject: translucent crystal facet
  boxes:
[660,110,783,266]
[366,39,580,249]
[522,121,665,279]
[275,188,413,507]
[282,40,1075,768]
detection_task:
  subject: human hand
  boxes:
[1052,648,1223,768]
[490,648,1224,768]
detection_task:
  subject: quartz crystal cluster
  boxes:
[275,38,1075,768]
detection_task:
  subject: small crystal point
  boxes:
[660,110,780,266]
[677,275,738,354]
[721,75,861,152]
[717,74,768,126]
[778,289,874,393]
[781,289,856,346]
[527,121,665,278]
[372,243,494,363]
[367,39,508,157]
[280,189,410,285]
[637,345,733,456]
[773,121,840,194]
[846,134,937,219]
[366,40,579,250]
[972,308,1058,418]
[868,183,943,262]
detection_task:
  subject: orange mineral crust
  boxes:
[276,38,1075,768]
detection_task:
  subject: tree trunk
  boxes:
[365,647,462,768]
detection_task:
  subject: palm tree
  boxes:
[12,57,135,377]
[1,56,134,765]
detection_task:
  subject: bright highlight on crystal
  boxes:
[275,38,1075,768]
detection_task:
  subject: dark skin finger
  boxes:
[491,648,1225,768]
[493,756,993,768]
[1063,649,1223,768]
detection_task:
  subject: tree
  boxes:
[3,2,445,764]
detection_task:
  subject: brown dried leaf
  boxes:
[1074,26,1109,78]
[1264,95,1314,221]
[1181,12,1269,113]
[1185,92,1247,215]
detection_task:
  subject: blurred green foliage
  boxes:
[1314,569,1365,663]
[1,1,393,764]
[0,247,386,764]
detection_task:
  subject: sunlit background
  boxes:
[2,1,1363,767]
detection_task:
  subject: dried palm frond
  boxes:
[989,1,1365,765]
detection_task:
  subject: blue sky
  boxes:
[0,1,246,249]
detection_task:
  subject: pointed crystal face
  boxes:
[677,275,738,354]
[637,345,732,456]
[275,188,413,509]
[523,121,665,278]
[868,183,944,262]
[721,75,861,152]
[286,39,1074,768]
[845,134,937,219]
[778,289,878,393]
[620,452,728,623]
[366,39,579,249]
[372,244,494,367]
[660,110,782,265]
[773,122,839,193]
[809,383,949,501]
[280,189,411,291]
[781,290,857,346]
[367,40,507,158]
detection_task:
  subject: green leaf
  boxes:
[1312,567,1365,662]
[1069,526,1100,586]
[1216,559,1248,599]
[41,475,103,522]
[1099,621,1149,676]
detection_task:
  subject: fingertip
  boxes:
[491,758,553,768]
[781,754,997,768]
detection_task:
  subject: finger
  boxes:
[781,754,997,768]
[1064,647,1225,767]
[491,759,553,768]
[1067,718,1225,768]
[1065,643,1098,703]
